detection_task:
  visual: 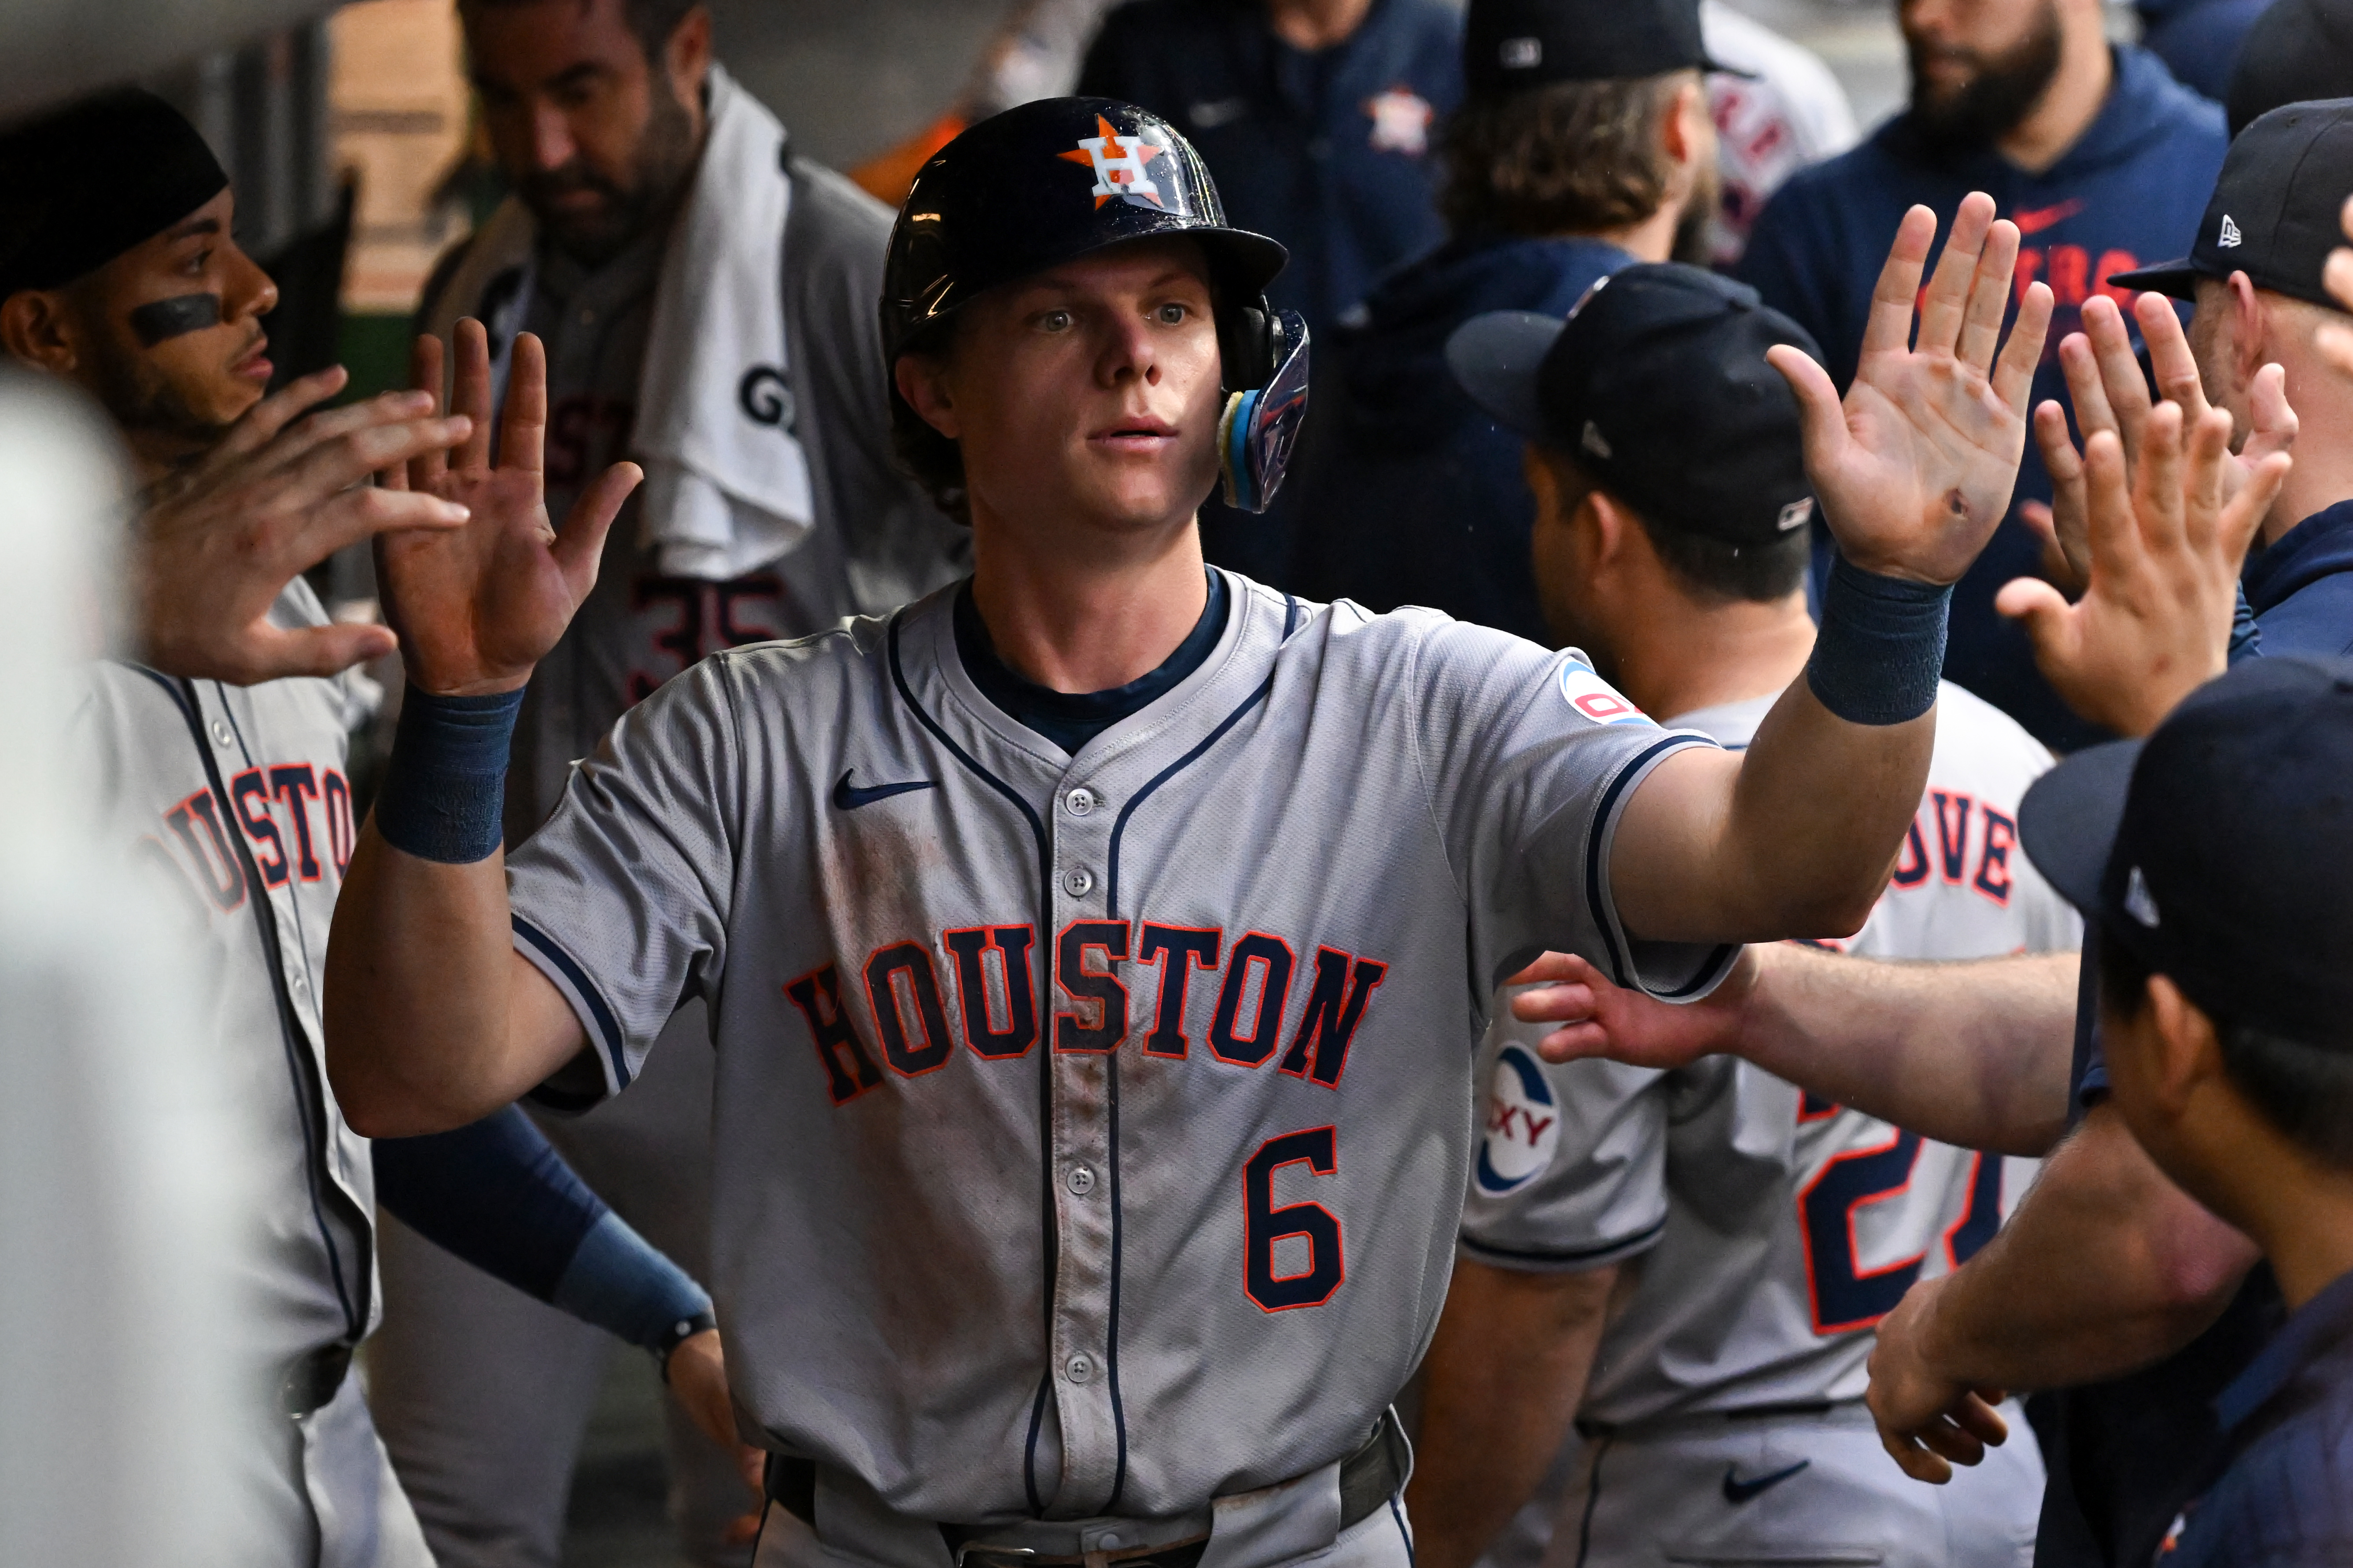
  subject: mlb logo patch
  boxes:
[1476,1045,1561,1195]
[1059,114,1169,210]
[1559,659,1649,726]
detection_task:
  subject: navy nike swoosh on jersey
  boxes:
[1721,1459,1811,1504]
[832,770,938,810]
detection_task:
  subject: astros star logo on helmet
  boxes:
[1059,114,1169,209]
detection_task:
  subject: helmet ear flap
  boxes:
[1219,301,1277,391]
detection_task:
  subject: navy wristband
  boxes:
[375,685,525,863]
[548,1211,715,1368]
[1805,556,1952,725]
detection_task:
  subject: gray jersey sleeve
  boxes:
[508,654,747,1097]
[1402,614,1735,1002]
[1458,1034,1671,1273]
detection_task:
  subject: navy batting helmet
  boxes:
[880,96,1291,390]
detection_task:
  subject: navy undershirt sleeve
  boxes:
[372,1105,711,1350]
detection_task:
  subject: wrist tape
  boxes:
[1805,556,1952,726]
[374,685,525,863]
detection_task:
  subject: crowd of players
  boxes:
[3,0,2353,1565]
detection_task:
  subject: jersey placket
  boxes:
[1042,761,1125,1516]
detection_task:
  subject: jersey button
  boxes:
[1064,787,1097,817]
[1066,1164,1096,1196]
[1064,1353,1095,1384]
[1061,867,1094,898]
[209,719,234,748]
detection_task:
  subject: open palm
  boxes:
[1771,193,2053,586]
[376,320,641,696]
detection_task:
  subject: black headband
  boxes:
[0,88,229,299]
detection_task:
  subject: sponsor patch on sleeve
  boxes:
[1558,658,1651,727]
[1475,1044,1562,1195]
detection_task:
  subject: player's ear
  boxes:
[2145,973,2224,1115]
[0,287,84,377]
[1583,487,1636,568]
[895,352,961,441]
[2226,272,2267,388]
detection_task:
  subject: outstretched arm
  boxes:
[1509,945,2077,1156]
[324,321,640,1136]
[1611,195,2053,943]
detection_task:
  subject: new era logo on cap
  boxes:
[1581,419,1612,460]
[2218,213,2243,248]
[1777,497,1815,532]
[1499,35,1542,68]
[2125,865,2161,928]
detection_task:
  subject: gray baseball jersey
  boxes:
[71,580,378,1370]
[504,575,1735,1524]
[1460,681,2080,1426]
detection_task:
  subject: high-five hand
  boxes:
[1770,193,2053,585]
[137,366,474,684]
[1996,400,2289,736]
[2022,291,2294,586]
[376,320,642,696]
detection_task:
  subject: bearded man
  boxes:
[1736,0,2224,754]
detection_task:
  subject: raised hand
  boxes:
[1996,400,2289,736]
[2022,292,2295,587]
[1771,194,2053,585]
[376,320,642,696]
[1505,949,1757,1069]
[135,365,473,683]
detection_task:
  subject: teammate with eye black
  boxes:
[323,94,2052,1568]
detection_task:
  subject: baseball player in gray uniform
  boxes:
[373,4,963,1561]
[1414,268,2077,1568]
[324,96,2052,1568]
[0,88,748,1568]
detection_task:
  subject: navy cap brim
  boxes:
[1446,310,1565,443]
[2105,256,2205,301]
[2017,738,2144,917]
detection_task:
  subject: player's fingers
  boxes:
[2132,292,2208,424]
[502,331,549,475]
[258,387,442,479]
[236,621,401,684]
[1534,1022,1612,1064]
[1915,193,1994,359]
[1509,981,1597,1024]
[285,475,471,569]
[409,332,450,488]
[552,460,643,589]
[2182,405,2234,545]
[2245,362,2299,461]
[451,318,496,470]
[1505,950,1606,989]
[1990,280,2053,418]
[1858,205,1942,363]
[220,367,353,466]
[1955,216,2020,374]
[1916,1417,1988,1469]
[280,416,473,527]
[2076,298,2154,450]
[2133,401,2188,553]
[2080,428,2143,577]
[1767,344,1848,486]
[1877,1428,1954,1487]
[2217,450,2293,567]
[2317,318,2353,381]
[2056,335,2117,447]
[1952,1391,2011,1448]
[2327,232,2353,313]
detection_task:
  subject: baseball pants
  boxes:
[369,1003,752,1568]
[1514,1400,2040,1568]
[232,1368,436,1568]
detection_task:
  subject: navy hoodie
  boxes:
[2244,500,2353,657]
[1739,46,2226,750]
[1286,233,1632,640]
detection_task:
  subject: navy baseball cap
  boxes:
[2107,98,2353,313]
[1446,264,1821,548]
[2226,0,2353,137]
[2018,655,2353,1045]
[1462,0,1745,97]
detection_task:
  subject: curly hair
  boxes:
[1441,71,1692,238]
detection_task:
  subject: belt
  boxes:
[279,1341,354,1420]
[767,1410,1409,1568]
